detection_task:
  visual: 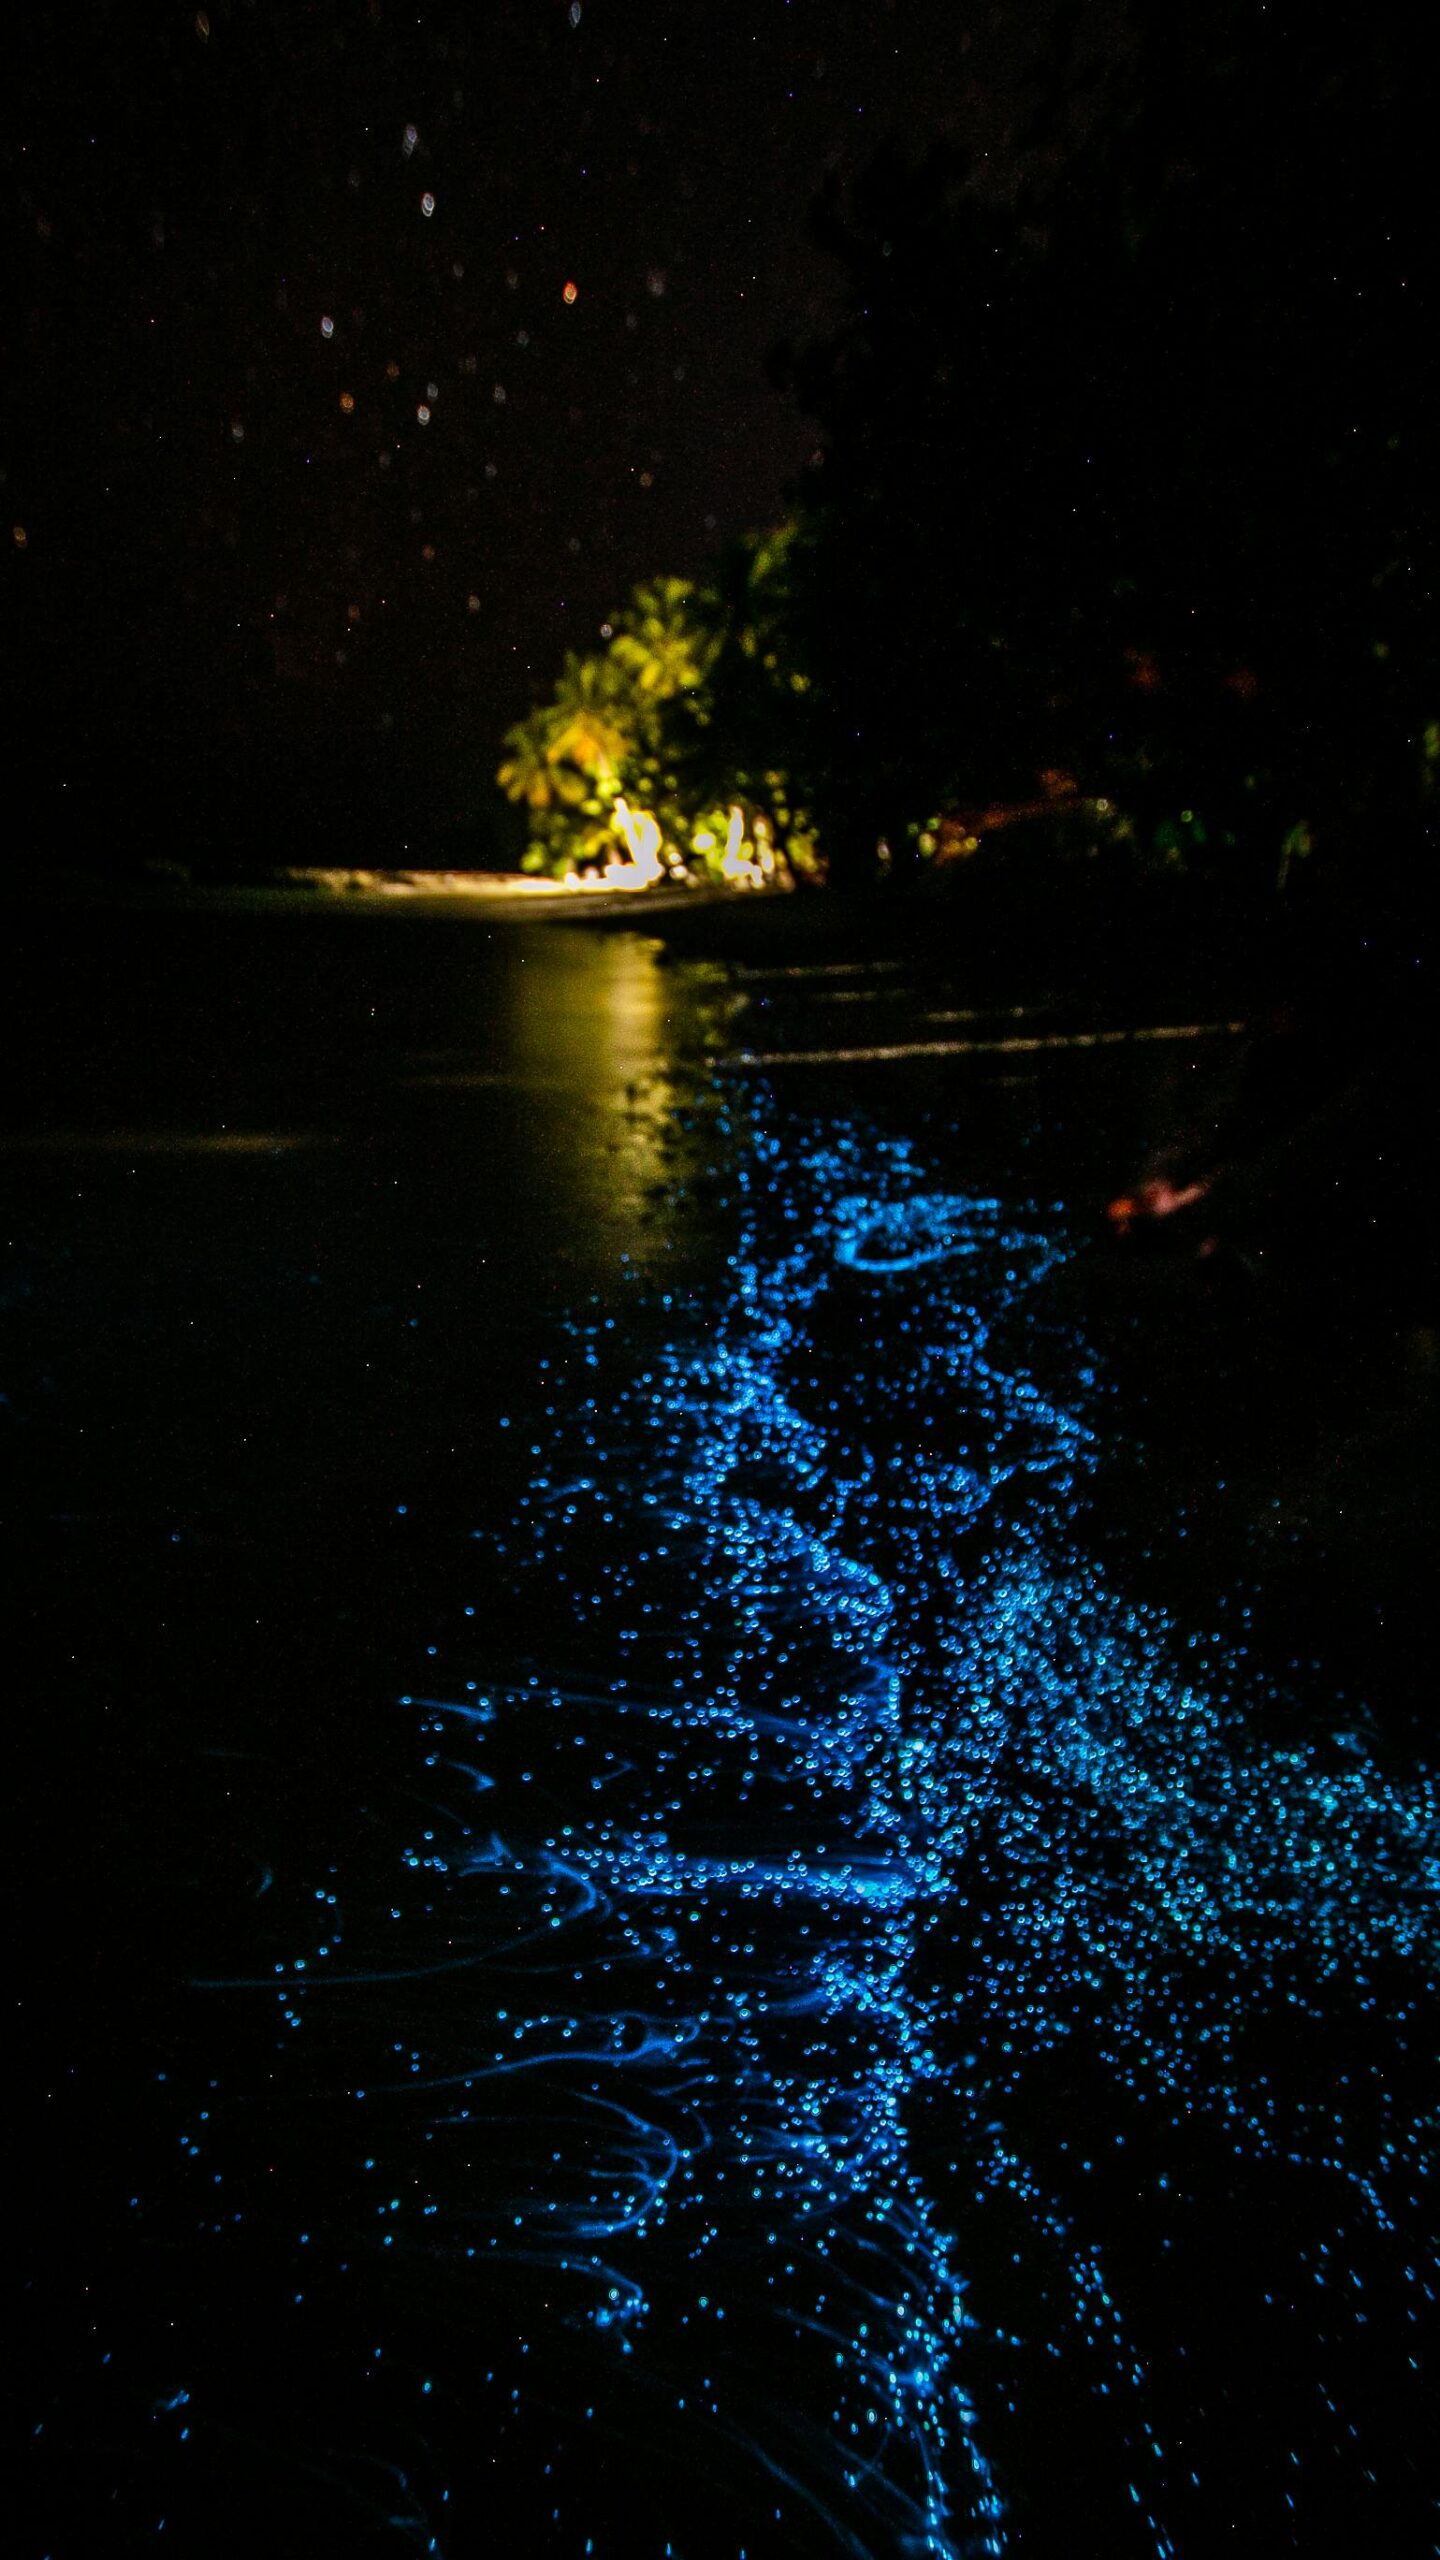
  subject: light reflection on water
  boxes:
[237,1077,1433,2554]
[498,930,692,1280]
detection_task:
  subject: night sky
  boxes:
[7,1,1065,851]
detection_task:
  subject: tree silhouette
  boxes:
[776,0,1437,901]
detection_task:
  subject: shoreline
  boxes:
[11,867,743,924]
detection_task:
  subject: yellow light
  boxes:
[339,391,355,413]
[719,804,768,890]
[12,525,27,549]
[607,800,664,888]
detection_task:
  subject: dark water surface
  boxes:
[9,910,1435,2556]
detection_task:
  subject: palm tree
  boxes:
[498,657,636,811]
[497,703,565,810]
[611,578,716,704]
[544,652,636,786]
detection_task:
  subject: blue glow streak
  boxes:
[194,1087,1434,2555]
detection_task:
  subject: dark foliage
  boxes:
[774,1,1437,907]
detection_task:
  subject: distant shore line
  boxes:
[21,862,766,923]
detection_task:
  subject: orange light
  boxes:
[562,280,578,305]
[339,391,355,413]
